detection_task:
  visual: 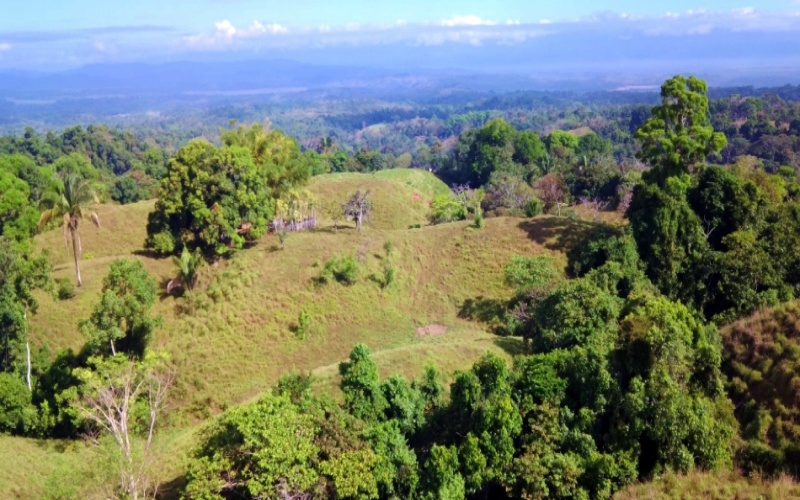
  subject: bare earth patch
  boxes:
[416,324,448,336]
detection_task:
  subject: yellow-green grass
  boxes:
[614,470,800,499]
[31,185,588,414]
[308,169,449,230]
[0,436,96,499]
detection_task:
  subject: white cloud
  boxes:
[0,43,11,52]
[184,19,288,48]
[440,15,496,27]
[179,8,800,52]
[247,21,288,35]
[215,19,237,38]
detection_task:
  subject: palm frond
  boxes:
[90,212,100,229]
[37,208,60,231]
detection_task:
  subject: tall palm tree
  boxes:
[38,173,100,287]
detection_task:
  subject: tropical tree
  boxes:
[635,75,727,184]
[38,173,100,287]
[80,260,160,358]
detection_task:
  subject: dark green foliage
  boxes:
[523,197,544,217]
[629,162,800,322]
[79,259,160,358]
[0,239,52,373]
[319,255,359,285]
[444,118,544,186]
[566,225,649,298]
[0,372,37,434]
[363,421,420,498]
[381,375,424,434]
[421,445,466,500]
[146,124,310,256]
[628,175,710,308]
[339,344,387,422]
[415,365,444,411]
[111,175,143,204]
[576,133,612,158]
[532,278,620,351]
[0,169,40,242]
[635,75,728,184]
[56,278,76,300]
[274,371,313,406]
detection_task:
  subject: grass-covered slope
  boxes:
[308,169,450,230]
[14,169,597,499]
[614,470,800,499]
[30,169,579,414]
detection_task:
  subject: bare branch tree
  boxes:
[74,357,173,500]
[579,196,610,221]
[533,173,568,216]
[344,190,371,233]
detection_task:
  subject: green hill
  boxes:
[8,169,591,498]
[10,168,611,498]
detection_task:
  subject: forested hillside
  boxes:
[1,75,800,499]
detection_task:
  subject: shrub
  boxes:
[524,197,544,217]
[381,261,395,289]
[56,278,76,300]
[473,211,484,229]
[320,255,359,285]
[383,240,394,257]
[148,231,176,255]
[296,310,311,339]
[504,255,560,292]
[430,194,467,224]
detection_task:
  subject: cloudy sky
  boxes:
[1,0,799,75]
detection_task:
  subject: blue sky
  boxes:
[1,0,799,71]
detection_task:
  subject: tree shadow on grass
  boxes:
[459,296,510,335]
[516,217,595,254]
[156,474,186,500]
[133,248,168,259]
[315,225,356,234]
[493,336,528,357]
[459,296,506,323]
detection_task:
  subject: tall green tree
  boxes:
[339,343,387,422]
[146,125,310,256]
[0,170,39,242]
[79,260,160,358]
[635,75,727,184]
[0,239,51,378]
[38,173,100,287]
